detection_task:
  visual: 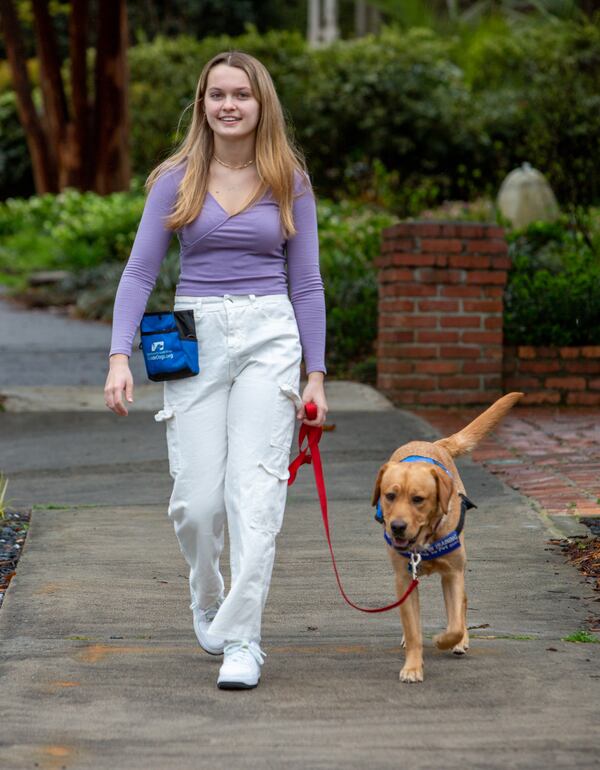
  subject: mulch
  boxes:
[0,508,31,609]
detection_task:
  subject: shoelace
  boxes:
[223,641,266,666]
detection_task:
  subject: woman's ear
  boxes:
[431,466,454,515]
[371,463,389,506]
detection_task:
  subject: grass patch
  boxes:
[562,630,600,643]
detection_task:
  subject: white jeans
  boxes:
[154,293,303,642]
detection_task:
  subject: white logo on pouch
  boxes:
[151,340,165,352]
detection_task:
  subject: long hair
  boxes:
[145,50,310,238]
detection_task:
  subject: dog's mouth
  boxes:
[390,533,419,550]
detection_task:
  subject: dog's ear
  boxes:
[431,466,454,515]
[371,463,390,506]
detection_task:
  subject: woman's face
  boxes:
[203,64,260,142]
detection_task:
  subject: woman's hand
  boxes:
[104,354,134,416]
[297,371,328,427]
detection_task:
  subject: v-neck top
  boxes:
[109,163,326,373]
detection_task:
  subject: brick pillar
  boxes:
[375,222,510,406]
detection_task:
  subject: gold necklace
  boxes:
[213,154,255,170]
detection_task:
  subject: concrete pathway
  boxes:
[1,295,599,769]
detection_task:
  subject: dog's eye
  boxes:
[412,496,425,504]
[385,492,396,502]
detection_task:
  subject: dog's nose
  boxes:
[391,519,408,537]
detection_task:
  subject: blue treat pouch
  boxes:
[139,310,199,382]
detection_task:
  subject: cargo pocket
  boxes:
[249,446,291,535]
[269,383,302,452]
[154,406,180,478]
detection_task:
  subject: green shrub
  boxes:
[504,215,600,346]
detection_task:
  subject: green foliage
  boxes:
[562,629,600,643]
[504,214,600,345]
[317,198,397,375]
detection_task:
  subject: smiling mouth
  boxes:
[391,534,418,549]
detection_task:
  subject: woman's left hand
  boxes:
[297,372,328,427]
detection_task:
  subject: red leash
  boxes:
[288,402,419,613]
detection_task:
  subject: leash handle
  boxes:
[288,402,419,613]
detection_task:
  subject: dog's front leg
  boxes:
[396,571,423,683]
[435,570,466,651]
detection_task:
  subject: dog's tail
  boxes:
[434,391,523,458]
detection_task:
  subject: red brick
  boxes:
[377,330,415,343]
[420,238,463,253]
[503,376,540,390]
[383,314,437,329]
[465,239,508,254]
[486,287,505,297]
[517,346,537,359]
[563,360,600,374]
[390,376,437,390]
[440,345,481,359]
[441,286,483,298]
[535,346,559,358]
[448,254,491,269]
[418,391,498,405]
[463,299,504,313]
[439,376,480,389]
[414,361,461,374]
[384,222,444,238]
[465,361,503,374]
[466,271,508,285]
[482,346,503,360]
[391,284,438,297]
[582,346,600,358]
[389,238,417,252]
[567,392,600,405]
[522,391,561,405]
[416,268,465,284]
[440,315,481,328]
[589,378,600,390]
[377,343,416,359]
[380,268,414,283]
[484,226,507,239]
[378,361,418,374]
[380,299,415,312]
[393,345,438,359]
[559,347,581,359]
[520,360,562,374]
[482,375,503,389]
[386,390,419,405]
[462,331,503,344]
[417,299,460,312]
[390,252,436,267]
[416,330,459,343]
[484,316,503,329]
[489,255,512,270]
[546,376,586,390]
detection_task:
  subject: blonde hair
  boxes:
[146,50,310,238]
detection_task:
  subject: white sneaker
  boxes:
[217,640,266,690]
[192,603,225,656]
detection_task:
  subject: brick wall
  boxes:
[504,346,600,405]
[376,221,511,406]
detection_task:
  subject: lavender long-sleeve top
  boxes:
[109,164,327,374]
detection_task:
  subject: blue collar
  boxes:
[399,455,453,478]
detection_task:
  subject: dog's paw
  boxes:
[399,665,423,683]
[400,634,406,649]
[453,632,469,655]
[433,630,463,650]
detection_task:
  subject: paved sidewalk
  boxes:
[1,295,599,768]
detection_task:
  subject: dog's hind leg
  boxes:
[453,592,469,655]
[435,571,466,651]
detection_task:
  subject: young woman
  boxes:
[104,51,327,690]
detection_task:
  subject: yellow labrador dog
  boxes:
[371,392,523,683]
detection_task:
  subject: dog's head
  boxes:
[371,461,454,549]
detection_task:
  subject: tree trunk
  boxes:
[0,0,57,192]
[94,0,130,194]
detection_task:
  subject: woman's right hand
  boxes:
[104,354,134,416]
